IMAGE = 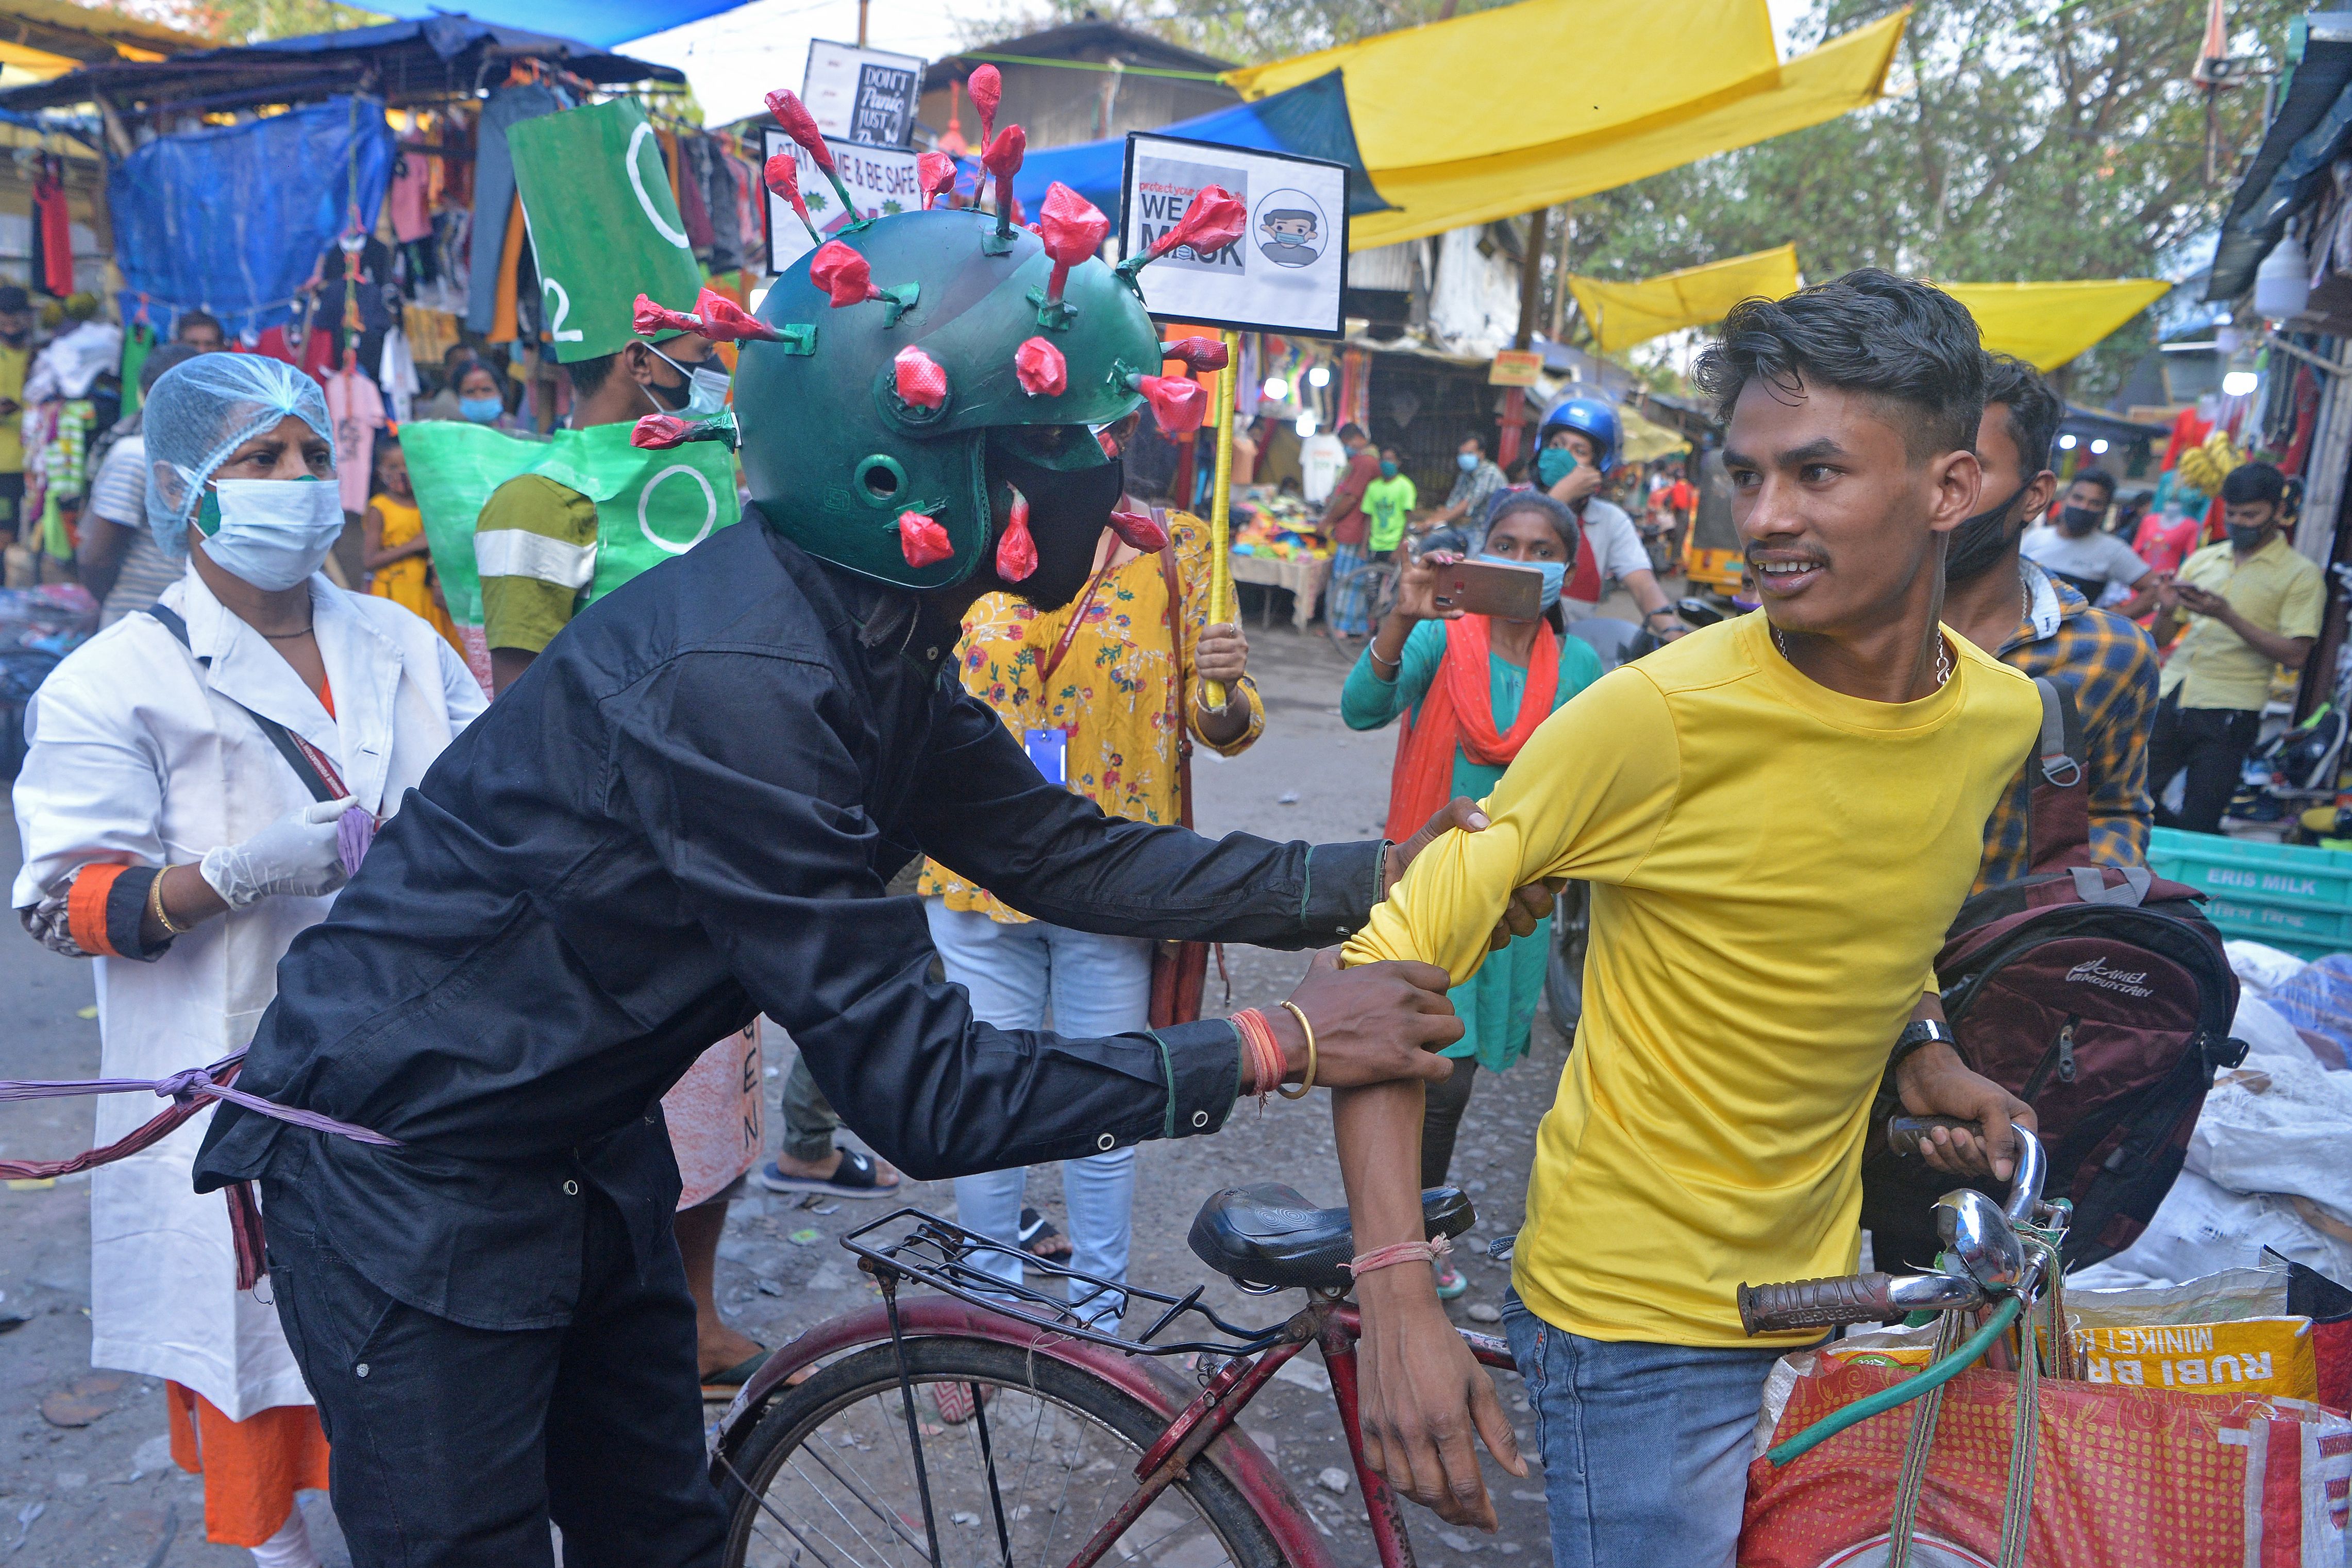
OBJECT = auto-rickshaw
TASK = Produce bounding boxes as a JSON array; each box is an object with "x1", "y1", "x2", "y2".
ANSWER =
[{"x1": 1683, "y1": 447, "x2": 1754, "y2": 614}]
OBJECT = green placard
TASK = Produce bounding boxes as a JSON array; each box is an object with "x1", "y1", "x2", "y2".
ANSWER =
[
  {"x1": 404, "y1": 419, "x2": 741, "y2": 627},
  {"x1": 507, "y1": 98, "x2": 704, "y2": 363}
]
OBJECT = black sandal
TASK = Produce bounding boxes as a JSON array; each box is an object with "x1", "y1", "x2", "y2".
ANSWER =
[
  {"x1": 758, "y1": 1147, "x2": 901, "y2": 1200},
  {"x1": 1018, "y1": 1206, "x2": 1071, "y2": 1259}
]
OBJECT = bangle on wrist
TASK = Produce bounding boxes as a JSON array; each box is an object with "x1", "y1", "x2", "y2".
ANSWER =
[
  {"x1": 1232, "y1": 1007, "x2": 1286, "y2": 1101},
  {"x1": 1366, "y1": 642, "x2": 1400, "y2": 675},
  {"x1": 1274, "y1": 1000, "x2": 1318, "y2": 1099},
  {"x1": 148, "y1": 866, "x2": 190, "y2": 936}
]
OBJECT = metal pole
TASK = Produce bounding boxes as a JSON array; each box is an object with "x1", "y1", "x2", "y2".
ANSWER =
[
  {"x1": 1203, "y1": 327, "x2": 1241, "y2": 708},
  {"x1": 858, "y1": 0, "x2": 869, "y2": 46}
]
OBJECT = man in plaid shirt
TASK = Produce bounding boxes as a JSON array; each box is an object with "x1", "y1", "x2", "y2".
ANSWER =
[{"x1": 1941, "y1": 354, "x2": 2159, "y2": 890}]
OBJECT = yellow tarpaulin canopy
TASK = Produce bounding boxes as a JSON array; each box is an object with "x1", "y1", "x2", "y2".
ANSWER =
[
  {"x1": 1940, "y1": 280, "x2": 2176, "y2": 373},
  {"x1": 1567, "y1": 243, "x2": 1803, "y2": 353},
  {"x1": 1225, "y1": 1, "x2": 1907, "y2": 250},
  {"x1": 1618, "y1": 405, "x2": 1691, "y2": 463}
]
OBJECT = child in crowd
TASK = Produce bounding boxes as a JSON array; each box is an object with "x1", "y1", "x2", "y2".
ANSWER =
[
  {"x1": 1364, "y1": 445, "x2": 1417, "y2": 560},
  {"x1": 362, "y1": 432, "x2": 462, "y2": 653}
]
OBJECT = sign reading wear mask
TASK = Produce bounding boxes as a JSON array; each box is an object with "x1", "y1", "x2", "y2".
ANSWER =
[
  {"x1": 400, "y1": 420, "x2": 741, "y2": 627},
  {"x1": 1117, "y1": 132, "x2": 1349, "y2": 336},
  {"x1": 763, "y1": 127, "x2": 924, "y2": 275}
]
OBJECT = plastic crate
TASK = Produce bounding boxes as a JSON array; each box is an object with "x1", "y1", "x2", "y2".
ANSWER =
[{"x1": 2148, "y1": 828, "x2": 2352, "y2": 959}]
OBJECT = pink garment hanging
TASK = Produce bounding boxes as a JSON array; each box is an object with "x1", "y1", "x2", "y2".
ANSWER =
[
  {"x1": 323, "y1": 367, "x2": 382, "y2": 515},
  {"x1": 388, "y1": 146, "x2": 433, "y2": 244}
]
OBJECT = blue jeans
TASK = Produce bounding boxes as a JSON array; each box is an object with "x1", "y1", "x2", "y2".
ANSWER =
[
  {"x1": 1328, "y1": 542, "x2": 1372, "y2": 635},
  {"x1": 1501, "y1": 1291, "x2": 1784, "y2": 1568},
  {"x1": 926, "y1": 902, "x2": 1153, "y2": 1329}
]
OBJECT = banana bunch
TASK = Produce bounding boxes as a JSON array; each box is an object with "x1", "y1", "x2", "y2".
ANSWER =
[{"x1": 2176, "y1": 430, "x2": 2244, "y2": 497}]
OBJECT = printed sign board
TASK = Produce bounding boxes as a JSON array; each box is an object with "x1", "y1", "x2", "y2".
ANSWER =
[
  {"x1": 1117, "y1": 132, "x2": 1349, "y2": 337},
  {"x1": 803, "y1": 40, "x2": 923, "y2": 149},
  {"x1": 763, "y1": 127, "x2": 924, "y2": 274},
  {"x1": 1488, "y1": 349, "x2": 1544, "y2": 386}
]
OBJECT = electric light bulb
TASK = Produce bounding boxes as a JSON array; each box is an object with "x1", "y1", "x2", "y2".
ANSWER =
[
  {"x1": 1263, "y1": 377, "x2": 1290, "y2": 401},
  {"x1": 2057, "y1": 434, "x2": 2078, "y2": 450},
  {"x1": 2222, "y1": 370, "x2": 2260, "y2": 396},
  {"x1": 1307, "y1": 365, "x2": 1331, "y2": 387},
  {"x1": 2089, "y1": 439, "x2": 2109, "y2": 454},
  {"x1": 1296, "y1": 414, "x2": 1317, "y2": 437}
]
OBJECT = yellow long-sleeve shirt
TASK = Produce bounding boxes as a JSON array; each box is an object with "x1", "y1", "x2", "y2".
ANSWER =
[{"x1": 1342, "y1": 611, "x2": 2040, "y2": 1346}]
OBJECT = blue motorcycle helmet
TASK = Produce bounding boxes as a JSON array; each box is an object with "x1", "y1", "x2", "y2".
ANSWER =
[{"x1": 1536, "y1": 395, "x2": 1622, "y2": 471}]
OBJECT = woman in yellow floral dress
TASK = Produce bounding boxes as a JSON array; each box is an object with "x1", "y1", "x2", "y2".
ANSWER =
[{"x1": 919, "y1": 486, "x2": 1262, "y2": 1330}]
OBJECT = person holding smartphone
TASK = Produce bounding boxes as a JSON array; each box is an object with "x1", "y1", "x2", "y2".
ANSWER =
[{"x1": 1341, "y1": 491, "x2": 1604, "y2": 1296}]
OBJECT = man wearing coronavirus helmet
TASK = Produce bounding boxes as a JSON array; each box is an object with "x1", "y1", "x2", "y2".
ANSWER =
[
  {"x1": 189, "y1": 86, "x2": 1550, "y2": 1564},
  {"x1": 1530, "y1": 392, "x2": 1687, "y2": 636}
]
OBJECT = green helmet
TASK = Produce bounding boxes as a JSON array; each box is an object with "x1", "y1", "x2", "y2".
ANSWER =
[{"x1": 735, "y1": 208, "x2": 1164, "y2": 591}]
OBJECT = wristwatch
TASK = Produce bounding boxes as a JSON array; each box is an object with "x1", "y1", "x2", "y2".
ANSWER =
[{"x1": 1889, "y1": 1017, "x2": 1958, "y2": 1073}]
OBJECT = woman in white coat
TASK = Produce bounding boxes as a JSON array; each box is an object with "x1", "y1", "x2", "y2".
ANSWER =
[{"x1": 11, "y1": 356, "x2": 484, "y2": 1568}]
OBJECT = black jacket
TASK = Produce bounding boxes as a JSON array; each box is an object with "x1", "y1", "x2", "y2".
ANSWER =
[{"x1": 195, "y1": 518, "x2": 1381, "y2": 1329}]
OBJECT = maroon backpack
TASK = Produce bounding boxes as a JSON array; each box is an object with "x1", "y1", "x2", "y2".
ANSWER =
[{"x1": 1860, "y1": 677, "x2": 2245, "y2": 1271}]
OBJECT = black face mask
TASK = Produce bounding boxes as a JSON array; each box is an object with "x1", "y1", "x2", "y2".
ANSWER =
[
  {"x1": 2058, "y1": 505, "x2": 2103, "y2": 536},
  {"x1": 1942, "y1": 483, "x2": 2027, "y2": 585},
  {"x1": 984, "y1": 445, "x2": 1127, "y2": 612},
  {"x1": 2227, "y1": 523, "x2": 2274, "y2": 552}
]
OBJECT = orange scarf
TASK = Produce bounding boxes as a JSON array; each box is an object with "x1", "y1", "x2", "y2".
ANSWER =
[{"x1": 1383, "y1": 616, "x2": 1559, "y2": 843}]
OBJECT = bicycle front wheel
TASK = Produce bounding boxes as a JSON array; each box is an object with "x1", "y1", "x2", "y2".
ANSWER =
[{"x1": 717, "y1": 1335, "x2": 1290, "y2": 1568}]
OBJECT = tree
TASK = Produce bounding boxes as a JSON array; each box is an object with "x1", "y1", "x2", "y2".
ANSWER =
[
  {"x1": 956, "y1": 0, "x2": 1519, "y2": 68},
  {"x1": 1560, "y1": 0, "x2": 2296, "y2": 393}
]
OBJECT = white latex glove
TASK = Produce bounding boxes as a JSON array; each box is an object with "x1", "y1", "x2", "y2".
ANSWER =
[{"x1": 199, "y1": 797, "x2": 358, "y2": 909}]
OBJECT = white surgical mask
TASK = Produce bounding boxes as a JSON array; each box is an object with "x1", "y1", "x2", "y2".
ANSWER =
[
  {"x1": 194, "y1": 477, "x2": 345, "y2": 591},
  {"x1": 648, "y1": 344, "x2": 731, "y2": 419}
]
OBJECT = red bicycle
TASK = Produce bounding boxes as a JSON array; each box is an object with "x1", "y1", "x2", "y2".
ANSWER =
[{"x1": 709, "y1": 1182, "x2": 1510, "y2": 1568}]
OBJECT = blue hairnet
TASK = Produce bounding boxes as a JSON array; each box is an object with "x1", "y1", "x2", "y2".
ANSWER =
[{"x1": 144, "y1": 355, "x2": 337, "y2": 558}]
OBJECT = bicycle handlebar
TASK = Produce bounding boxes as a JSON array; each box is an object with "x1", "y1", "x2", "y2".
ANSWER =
[
  {"x1": 1886, "y1": 1115, "x2": 2047, "y2": 1224},
  {"x1": 1737, "y1": 1269, "x2": 1986, "y2": 1335}
]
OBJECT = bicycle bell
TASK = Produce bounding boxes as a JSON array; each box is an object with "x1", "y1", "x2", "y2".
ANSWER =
[{"x1": 1934, "y1": 1189, "x2": 2026, "y2": 1291}]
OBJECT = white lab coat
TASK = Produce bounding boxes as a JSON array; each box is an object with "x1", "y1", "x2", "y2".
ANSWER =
[{"x1": 11, "y1": 564, "x2": 484, "y2": 1419}]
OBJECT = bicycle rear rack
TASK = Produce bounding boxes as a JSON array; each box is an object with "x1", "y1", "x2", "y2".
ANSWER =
[{"x1": 841, "y1": 1206, "x2": 1293, "y2": 1358}]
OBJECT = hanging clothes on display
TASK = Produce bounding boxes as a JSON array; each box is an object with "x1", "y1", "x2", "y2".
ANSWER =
[
  {"x1": 324, "y1": 366, "x2": 383, "y2": 516},
  {"x1": 119, "y1": 323, "x2": 155, "y2": 417},
  {"x1": 463, "y1": 80, "x2": 566, "y2": 335},
  {"x1": 378, "y1": 327, "x2": 419, "y2": 424},
  {"x1": 30, "y1": 158, "x2": 75, "y2": 298},
  {"x1": 310, "y1": 233, "x2": 396, "y2": 378},
  {"x1": 703, "y1": 144, "x2": 744, "y2": 275}
]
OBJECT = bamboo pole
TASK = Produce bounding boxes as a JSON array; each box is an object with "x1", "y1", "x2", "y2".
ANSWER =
[{"x1": 1203, "y1": 327, "x2": 1241, "y2": 709}]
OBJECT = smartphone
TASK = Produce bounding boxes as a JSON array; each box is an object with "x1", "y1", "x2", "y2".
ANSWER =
[{"x1": 1430, "y1": 558, "x2": 1545, "y2": 620}]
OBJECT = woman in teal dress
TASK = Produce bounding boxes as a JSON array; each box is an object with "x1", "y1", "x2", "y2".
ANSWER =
[{"x1": 1341, "y1": 490, "x2": 1603, "y2": 1296}]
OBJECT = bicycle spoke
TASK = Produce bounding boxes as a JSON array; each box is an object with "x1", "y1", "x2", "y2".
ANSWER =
[
  {"x1": 807, "y1": 1425, "x2": 930, "y2": 1559},
  {"x1": 788, "y1": 1450, "x2": 920, "y2": 1565},
  {"x1": 717, "y1": 1445, "x2": 865, "y2": 1568},
  {"x1": 967, "y1": 1384, "x2": 1016, "y2": 1568}
]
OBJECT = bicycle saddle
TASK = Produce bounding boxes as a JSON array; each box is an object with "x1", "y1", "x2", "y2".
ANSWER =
[{"x1": 1187, "y1": 1183, "x2": 1475, "y2": 1293}]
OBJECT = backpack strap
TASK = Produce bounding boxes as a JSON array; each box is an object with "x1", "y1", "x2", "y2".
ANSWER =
[
  {"x1": 145, "y1": 605, "x2": 345, "y2": 805},
  {"x1": 2025, "y1": 675, "x2": 2091, "y2": 874},
  {"x1": 2069, "y1": 865, "x2": 2154, "y2": 906}
]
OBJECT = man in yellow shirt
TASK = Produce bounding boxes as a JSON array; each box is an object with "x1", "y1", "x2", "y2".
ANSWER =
[
  {"x1": 1331, "y1": 271, "x2": 2042, "y2": 1565},
  {"x1": 2147, "y1": 462, "x2": 2323, "y2": 833}
]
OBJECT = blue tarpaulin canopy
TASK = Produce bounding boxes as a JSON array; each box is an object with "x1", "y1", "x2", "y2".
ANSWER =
[
  {"x1": 362, "y1": 1, "x2": 743, "y2": 53},
  {"x1": 0, "y1": 14, "x2": 681, "y2": 115},
  {"x1": 109, "y1": 94, "x2": 395, "y2": 337},
  {"x1": 968, "y1": 72, "x2": 1393, "y2": 223}
]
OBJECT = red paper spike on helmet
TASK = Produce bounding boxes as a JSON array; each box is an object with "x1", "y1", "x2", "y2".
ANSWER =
[
  {"x1": 1119, "y1": 185, "x2": 1248, "y2": 280},
  {"x1": 916, "y1": 150, "x2": 957, "y2": 210},
  {"x1": 1014, "y1": 335, "x2": 1067, "y2": 397},
  {"x1": 969, "y1": 64, "x2": 1002, "y2": 146},
  {"x1": 633, "y1": 293, "x2": 702, "y2": 338},
  {"x1": 1037, "y1": 182, "x2": 1109, "y2": 306},
  {"x1": 898, "y1": 511, "x2": 954, "y2": 568},
  {"x1": 632, "y1": 413, "x2": 696, "y2": 449},
  {"x1": 692, "y1": 288, "x2": 782, "y2": 344},
  {"x1": 1097, "y1": 429, "x2": 1121, "y2": 459},
  {"x1": 1160, "y1": 336, "x2": 1229, "y2": 373},
  {"x1": 893, "y1": 344, "x2": 948, "y2": 409},
  {"x1": 809, "y1": 241, "x2": 883, "y2": 308},
  {"x1": 764, "y1": 89, "x2": 837, "y2": 177},
  {"x1": 1133, "y1": 373, "x2": 1208, "y2": 435},
  {"x1": 1108, "y1": 508, "x2": 1170, "y2": 552},
  {"x1": 981, "y1": 126, "x2": 1026, "y2": 232},
  {"x1": 995, "y1": 486, "x2": 1036, "y2": 581},
  {"x1": 763, "y1": 153, "x2": 816, "y2": 239}
]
